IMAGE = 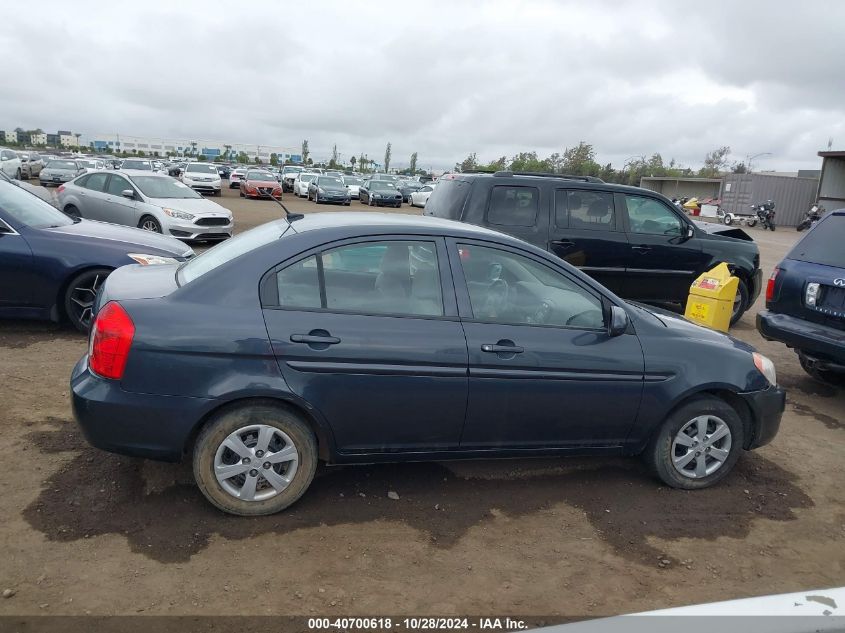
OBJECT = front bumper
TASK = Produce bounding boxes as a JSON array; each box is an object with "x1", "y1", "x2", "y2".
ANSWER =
[
  {"x1": 739, "y1": 384, "x2": 786, "y2": 449},
  {"x1": 166, "y1": 218, "x2": 233, "y2": 241},
  {"x1": 185, "y1": 181, "x2": 222, "y2": 193},
  {"x1": 316, "y1": 192, "x2": 350, "y2": 204},
  {"x1": 71, "y1": 355, "x2": 212, "y2": 462},
  {"x1": 372, "y1": 196, "x2": 402, "y2": 207},
  {"x1": 757, "y1": 310, "x2": 845, "y2": 364}
]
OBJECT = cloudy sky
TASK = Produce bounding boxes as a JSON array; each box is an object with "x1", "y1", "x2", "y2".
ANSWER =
[{"x1": 3, "y1": 0, "x2": 842, "y2": 171}]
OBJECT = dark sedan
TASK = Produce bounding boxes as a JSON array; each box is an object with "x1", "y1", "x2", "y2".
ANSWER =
[
  {"x1": 359, "y1": 180, "x2": 402, "y2": 207},
  {"x1": 396, "y1": 180, "x2": 424, "y2": 202},
  {"x1": 308, "y1": 175, "x2": 351, "y2": 205},
  {"x1": 72, "y1": 212, "x2": 784, "y2": 516},
  {"x1": 0, "y1": 173, "x2": 193, "y2": 332}
]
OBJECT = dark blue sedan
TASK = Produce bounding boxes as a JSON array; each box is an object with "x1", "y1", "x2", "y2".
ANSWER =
[
  {"x1": 0, "y1": 172, "x2": 194, "y2": 331},
  {"x1": 72, "y1": 212, "x2": 785, "y2": 515}
]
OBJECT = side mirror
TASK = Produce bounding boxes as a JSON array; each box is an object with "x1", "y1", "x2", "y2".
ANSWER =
[
  {"x1": 121, "y1": 189, "x2": 135, "y2": 199},
  {"x1": 608, "y1": 305, "x2": 629, "y2": 337},
  {"x1": 686, "y1": 226, "x2": 694, "y2": 239}
]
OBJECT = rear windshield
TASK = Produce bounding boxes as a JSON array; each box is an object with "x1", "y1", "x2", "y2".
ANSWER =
[
  {"x1": 47, "y1": 160, "x2": 77, "y2": 170},
  {"x1": 788, "y1": 214, "x2": 845, "y2": 268},
  {"x1": 178, "y1": 221, "x2": 293, "y2": 284},
  {"x1": 424, "y1": 179, "x2": 469, "y2": 220}
]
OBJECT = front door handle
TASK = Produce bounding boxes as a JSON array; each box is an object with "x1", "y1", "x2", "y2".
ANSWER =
[
  {"x1": 632, "y1": 245, "x2": 652, "y2": 253},
  {"x1": 481, "y1": 343, "x2": 524, "y2": 354},
  {"x1": 551, "y1": 239, "x2": 574, "y2": 248},
  {"x1": 291, "y1": 334, "x2": 341, "y2": 345}
]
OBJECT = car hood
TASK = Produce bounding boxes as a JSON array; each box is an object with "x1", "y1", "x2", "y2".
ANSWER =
[
  {"x1": 46, "y1": 219, "x2": 193, "y2": 257},
  {"x1": 183, "y1": 172, "x2": 220, "y2": 179},
  {"x1": 693, "y1": 220, "x2": 753, "y2": 241},
  {"x1": 245, "y1": 179, "x2": 279, "y2": 186},
  {"x1": 146, "y1": 197, "x2": 232, "y2": 217},
  {"x1": 627, "y1": 301, "x2": 755, "y2": 353}
]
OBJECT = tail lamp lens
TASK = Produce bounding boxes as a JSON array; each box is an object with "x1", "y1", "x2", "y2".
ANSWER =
[
  {"x1": 765, "y1": 267, "x2": 779, "y2": 302},
  {"x1": 89, "y1": 302, "x2": 135, "y2": 380},
  {"x1": 57, "y1": 185, "x2": 65, "y2": 193}
]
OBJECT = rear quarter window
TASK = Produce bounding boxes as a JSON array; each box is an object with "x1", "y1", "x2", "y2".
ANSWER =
[
  {"x1": 788, "y1": 214, "x2": 845, "y2": 268},
  {"x1": 487, "y1": 185, "x2": 540, "y2": 227},
  {"x1": 423, "y1": 179, "x2": 470, "y2": 220}
]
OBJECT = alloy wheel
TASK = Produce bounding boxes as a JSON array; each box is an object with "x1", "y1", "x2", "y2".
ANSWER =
[
  {"x1": 671, "y1": 415, "x2": 732, "y2": 478},
  {"x1": 140, "y1": 218, "x2": 161, "y2": 232},
  {"x1": 68, "y1": 271, "x2": 106, "y2": 330},
  {"x1": 214, "y1": 424, "x2": 299, "y2": 502}
]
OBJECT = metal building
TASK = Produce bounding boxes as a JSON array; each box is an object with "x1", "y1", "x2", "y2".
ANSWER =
[
  {"x1": 817, "y1": 150, "x2": 845, "y2": 211},
  {"x1": 720, "y1": 173, "x2": 819, "y2": 227},
  {"x1": 639, "y1": 177, "x2": 722, "y2": 200}
]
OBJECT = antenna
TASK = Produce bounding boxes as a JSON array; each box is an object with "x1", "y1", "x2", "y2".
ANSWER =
[{"x1": 268, "y1": 194, "x2": 304, "y2": 222}]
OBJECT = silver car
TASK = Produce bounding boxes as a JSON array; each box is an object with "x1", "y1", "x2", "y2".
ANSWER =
[
  {"x1": 18, "y1": 152, "x2": 44, "y2": 179},
  {"x1": 57, "y1": 170, "x2": 234, "y2": 242},
  {"x1": 39, "y1": 159, "x2": 86, "y2": 186}
]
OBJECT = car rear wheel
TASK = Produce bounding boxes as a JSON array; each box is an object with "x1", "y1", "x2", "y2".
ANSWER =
[
  {"x1": 64, "y1": 204, "x2": 81, "y2": 220},
  {"x1": 64, "y1": 267, "x2": 111, "y2": 333},
  {"x1": 138, "y1": 215, "x2": 162, "y2": 233},
  {"x1": 644, "y1": 395, "x2": 744, "y2": 490},
  {"x1": 193, "y1": 403, "x2": 318, "y2": 516},
  {"x1": 729, "y1": 277, "x2": 749, "y2": 325}
]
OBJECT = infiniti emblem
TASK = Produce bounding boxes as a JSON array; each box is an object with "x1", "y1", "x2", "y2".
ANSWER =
[{"x1": 835, "y1": 278, "x2": 845, "y2": 287}]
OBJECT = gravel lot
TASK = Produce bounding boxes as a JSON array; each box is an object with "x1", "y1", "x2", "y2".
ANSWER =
[{"x1": 0, "y1": 183, "x2": 842, "y2": 617}]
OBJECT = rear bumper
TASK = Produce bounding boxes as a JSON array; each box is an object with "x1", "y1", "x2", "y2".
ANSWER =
[
  {"x1": 739, "y1": 384, "x2": 785, "y2": 449},
  {"x1": 757, "y1": 310, "x2": 845, "y2": 364},
  {"x1": 71, "y1": 355, "x2": 211, "y2": 462}
]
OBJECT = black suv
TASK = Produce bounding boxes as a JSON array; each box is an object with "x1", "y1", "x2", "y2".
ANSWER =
[
  {"x1": 757, "y1": 209, "x2": 845, "y2": 383},
  {"x1": 424, "y1": 171, "x2": 762, "y2": 323}
]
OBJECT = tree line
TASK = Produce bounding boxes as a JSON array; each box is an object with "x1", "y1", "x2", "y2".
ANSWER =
[{"x1": 454, "y1": 143, "x2": 746, "y2": 185}]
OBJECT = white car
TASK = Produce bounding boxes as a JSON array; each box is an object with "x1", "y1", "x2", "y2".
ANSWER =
[
  {"x1": 77, "y1": 158, "x2": 106, "y2": 172},
  {"x1": 293, "y1": 172, "x2": 319, "y2": 197},
  {"x1": 0, "y1": 147, "x2": 22, "y2": 179},
  {"x1": 409, "y1": 183, "x2": 436, "y2": 207},
  {"x1": 342, "y1": 175, "x2": 363, "y2": 199},
  {"x1": 181, "y1": 162, "x2": 223, "y2": 196}
]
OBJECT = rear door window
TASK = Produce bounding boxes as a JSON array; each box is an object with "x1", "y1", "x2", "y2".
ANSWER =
[
  {"x1": 487, "y1": 185, "x2": 540, "y2": 227},
  {"x1": 789, "y1": 215, "x2": 845, "y2": 268},
  {"x1": 567, "y1": 191, "x2": 615, "y2": 230},
  {"x1": 84, "y1": 173, "x2": 109, "y2": 192},
  {"x1": 423, "y1": 179, "x2": 470, "y2": 220}
]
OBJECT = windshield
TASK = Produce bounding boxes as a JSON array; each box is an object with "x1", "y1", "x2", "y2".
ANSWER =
[
  {"x1": 282, "y1": 166, "x2": 303, "y2": 174},
  {"x1": 0, "y1": 181, "x2": 74, "y2": 228},
  {"x1": 370, "y1": 180, "x2": 396, "y2": 191},
  {"x1": 122, "y1": 160, "x2": 151, "y2": 170},
  {"x1": 247, "y1": 171, "x2": 275, "y2": 180},
  {"x1": 47, "y1": 160, "x2": 77, "y2": 170},
  {"x1": 318, "y1": 177, "x2": 344, "y2": 187},
  {"x1": 789, "y1": 214, "x2": 845, "y2": 268},
  {"x1": 185, "y1": 164, "x2": 219, "y2": 174},
  {"x1": 133, "y1": 176, "x2": 202, "y2": 199},
  {"x1": 300, "y1": 174, "x2": 317, "y2": 183},
  {"x1": 179, "y1": 221, "x2": 291, "y2": 284}
]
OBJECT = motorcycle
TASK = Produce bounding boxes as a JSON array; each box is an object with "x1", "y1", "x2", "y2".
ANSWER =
[
  {"x1": 796, "y1": 204, "x2": 824, "y2": 231},
  {"x1": 748, "y1": 200, "x2": 776, "y2": 231}
]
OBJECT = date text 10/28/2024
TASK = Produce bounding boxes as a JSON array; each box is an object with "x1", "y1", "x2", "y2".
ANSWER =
[{"x1": 307, "y1": 618, "x2": 529, "y2": 631}]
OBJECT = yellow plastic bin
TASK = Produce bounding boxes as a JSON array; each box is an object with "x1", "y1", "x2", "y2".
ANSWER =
[{"x1": 683, "y1": 263, "x2": 739, "y2": 332}]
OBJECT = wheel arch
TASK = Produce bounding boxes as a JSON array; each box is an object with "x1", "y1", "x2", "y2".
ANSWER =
[{"x1": 184, "y1": 396, "x2": 334, "y2": 462}]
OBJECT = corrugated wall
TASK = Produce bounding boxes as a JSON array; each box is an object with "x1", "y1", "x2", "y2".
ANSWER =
[{"x1": 721, "y1": 174, "x2": 819, "y2": 227}]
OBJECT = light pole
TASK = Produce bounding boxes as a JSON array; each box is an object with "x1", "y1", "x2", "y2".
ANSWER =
[{"x1": 746, "y1": 152, "x2": 771, "y2": 174}]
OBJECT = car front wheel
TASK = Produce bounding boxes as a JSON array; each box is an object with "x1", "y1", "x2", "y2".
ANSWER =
[
  {"x1": 193, "y1": 403, "x2": 318, "y2": 516},
  {"x1": 730, "y1": 277, "x2": 749, "y2": 325},
  {"x1": 138, "y1": 215, "x2": 162, "y2": 233},
  {"x1": 64, "y1": 267, "x2": 111, "y2": 333},
  {"x1": 644, "y1": 395, "x2": 744, "y2": 490}
]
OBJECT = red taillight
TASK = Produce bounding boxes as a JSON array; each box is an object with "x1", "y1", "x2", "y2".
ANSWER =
[
  {"x1": 57, "y1": 185, "x2": 65, "y2": 193},
  {"x1": 765, "y1": 267, "x2": 779, "y2": 303},
  {"x1": 89, "y1": 302, "x2": 135, "y2": 380}
]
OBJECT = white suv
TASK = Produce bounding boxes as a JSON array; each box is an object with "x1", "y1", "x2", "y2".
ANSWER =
[
  {"x1": 0, "y1": 148, "x2": 22, "y2": 179},
  {"x1": 181, "y1": 162, "x2": 222, "y2": 196}
]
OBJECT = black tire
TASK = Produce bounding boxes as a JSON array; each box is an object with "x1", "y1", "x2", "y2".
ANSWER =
[
  {"x1": 63, "y1": 267, "x2": 111, "y2": 333},
  {"x1": 799, "y1": 352, "x2": 845, "y2": 386},
  {"x1": 15, "y1": 168, "x2": 21, "y2": 180},
  {"x1": 193, "y1": 403, "x2": 318, "y2": 516},
  {"x1": 239, "y1": 190, "x2": 244, "y2": 197},
  {"x1": 644, "y1": 395, "x2": 744, "y2": 490},
  {"x1": 722, "y1": 214, "x2": 733, "y2": 226},
  {"x1": 746, "y1": 219, "x2": 757, "y2": 227},
  {"x1": 729, "y1": 276, "x2": 749, "y2": 326},
  {"x1": 138, "y1": 215, "x2": 162, "y2": 233},
  {"x1": 64, "y1": 204, "x2": 81, "y2": 220}
]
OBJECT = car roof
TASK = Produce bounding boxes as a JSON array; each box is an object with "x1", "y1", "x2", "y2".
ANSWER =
[
  {"x1": 286, "y1": 211, "x2": 510, "y2": 241},
  {"x1": 120, "y1": 169, "x2": 168, "y2": 177}
]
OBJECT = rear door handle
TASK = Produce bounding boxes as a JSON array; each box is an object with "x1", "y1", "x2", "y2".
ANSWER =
[
  {"x1": 551, "y1": 239, "x2": 574, "y2": 247},
  {"x1": 632, "y1": 245, "x2": 652, "y2": 253},
  {"x1": 481, "y1": 344, "x2": 524, "y2": 354},
  {"x1": 290, "y1": 334, "x2": 341, "y2": 345}
]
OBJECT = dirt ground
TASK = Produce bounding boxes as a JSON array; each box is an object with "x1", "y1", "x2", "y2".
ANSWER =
[{"x1": 0, "y1": 184, "x2": 842, "y2": 618}]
